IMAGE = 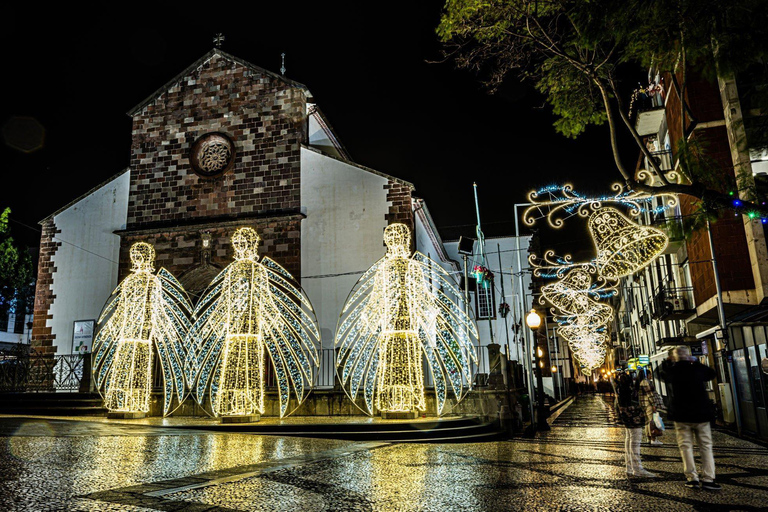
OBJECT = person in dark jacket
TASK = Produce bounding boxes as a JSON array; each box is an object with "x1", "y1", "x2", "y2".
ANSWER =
[{"x1": 659, "y1": 346, "x2": 720, "y2": 490}]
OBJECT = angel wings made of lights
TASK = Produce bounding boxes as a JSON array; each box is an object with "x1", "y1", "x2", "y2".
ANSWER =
[
  {"x1": 93, "y1": 242, "x2": 193, "y2": 416},
  {"x1": 335, "y1": 223, "x2": 479, "y2": 416},
  {"x1": 184, "y1": 227, "x2": 321, "y2": 418}
]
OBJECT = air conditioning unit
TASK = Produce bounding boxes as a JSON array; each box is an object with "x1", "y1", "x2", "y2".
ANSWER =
[{"x1": 666, "y1": 297, "x2": 686, "y2": 312}]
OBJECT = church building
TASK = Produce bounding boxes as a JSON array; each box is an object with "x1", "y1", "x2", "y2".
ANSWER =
[{"x1": 31, "y1": 48, "x2": 454, "y2": 356}]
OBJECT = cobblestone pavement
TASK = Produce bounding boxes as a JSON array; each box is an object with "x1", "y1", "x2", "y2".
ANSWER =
[{"x1": 1, "y1": 396, "x2": 767, "y2": 511}]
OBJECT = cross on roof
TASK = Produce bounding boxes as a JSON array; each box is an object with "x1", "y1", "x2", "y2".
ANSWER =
[{"x1": 213, "y1": 33, "x2": 225, "y2": 48}]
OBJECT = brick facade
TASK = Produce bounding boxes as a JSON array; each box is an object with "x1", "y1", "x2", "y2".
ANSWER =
[
  {"x1": 122, "y1": 50, "x2": 307, "y2": 288},
  {"x1": 118, "y1": 216, "x2": 302, "y2": 299},
  {"x1": 385, "y1": 181, "x2": 414, "y2": 229},
  {"x1": 128, "y1": 51, "x2": 305, "y2": 229},
  {"x1": 30, "y1": 219, "x2": 61, "y2": 353},
  {"x1": 670, "y1": 76, "x2": 756, "y2": 306}
]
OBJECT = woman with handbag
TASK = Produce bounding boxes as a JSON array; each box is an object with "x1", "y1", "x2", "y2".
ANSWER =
[
  {"x1": 641, "y1": 374, "x2": 664, "y2": 445},
  {"x1": 612, "y1": 370, "x2": 658, "y2": 478}
]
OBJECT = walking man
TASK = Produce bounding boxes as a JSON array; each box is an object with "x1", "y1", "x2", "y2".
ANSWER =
[{"x1": 659, "y1": 346, "x2": 720, "y2": 490}]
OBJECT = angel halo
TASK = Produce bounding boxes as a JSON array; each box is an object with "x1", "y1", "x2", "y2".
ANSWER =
[{"x1": 335, "y1": 223, "x2": 479, "y2": 417}]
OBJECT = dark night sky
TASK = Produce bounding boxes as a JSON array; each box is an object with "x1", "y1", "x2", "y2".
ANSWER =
[{"x1": 1, "y1": 3, "x2": 639, "y2": 254}]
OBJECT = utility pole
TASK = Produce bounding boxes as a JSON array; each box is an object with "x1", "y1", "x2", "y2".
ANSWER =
[
  {"x1": 706, "y1": 218, "x2": 743, "y2": 435},
  {"x1": 498, "y1": 244, "x2": 512, "y2": 361},
  {"x1": 514, "y1": 202, "x2": 537, "y2": 433},
  {"x1": 473, "y1": 183, "x2": 495, "y2": 349}
]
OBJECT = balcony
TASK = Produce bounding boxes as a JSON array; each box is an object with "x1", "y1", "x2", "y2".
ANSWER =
[
  {"x1": 652, "y1": 285, "x2": 696, "y2": 321},
  {"x1": 630, "y1": 88, "x2": 665, "y2": 136},
  {"x1": 652, "y1": 213, "x2": 685, "y2": 254},
  {"x1": 618, "y1": 311, "x2": 631, "y2": 334}
]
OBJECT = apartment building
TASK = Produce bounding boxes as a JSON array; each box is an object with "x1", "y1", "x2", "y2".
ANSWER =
[{"x1": 618, "y1": 66, "x2": 768, "y2": 439}]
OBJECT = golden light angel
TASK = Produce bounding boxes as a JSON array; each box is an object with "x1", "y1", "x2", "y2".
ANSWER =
[
  {"x1": 335, "y1": 223, "x2": 478, "y2": 416},
  {"x1": 92, "y1": 242, "x2": 193, "y2": 416},
  {"x1": 185, "y1": 227, "x2": 320, "y2": 418}
]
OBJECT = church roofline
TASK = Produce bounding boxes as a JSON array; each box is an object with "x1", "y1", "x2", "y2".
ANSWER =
[
  {"x1": 126, "y1": 48, "x2": 313, "y2": 117},
  {"x1": 301, "y1": 145, "x2": 415, "y2": 190},
  {"x1": 40, "y1": 168, "x2": 130, "y2": 224}
]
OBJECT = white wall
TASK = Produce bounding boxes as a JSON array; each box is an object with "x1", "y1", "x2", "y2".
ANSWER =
[
  {"x1": 444, "y1": 235, "x2": 532, "y2": 367},
  {"x1": 300, "y1": 148, "x2": 390, "y2": 348},
  {"x1": 48, "y1": 171, "x2": 129, "y2": 354}
]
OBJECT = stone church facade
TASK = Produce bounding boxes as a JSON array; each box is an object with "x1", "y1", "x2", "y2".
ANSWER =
[{"x1": 32, "y1": 49, "x2": 453, "y2": 357}]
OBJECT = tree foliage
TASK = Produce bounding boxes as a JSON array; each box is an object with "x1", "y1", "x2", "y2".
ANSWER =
[
  {"x1": 0, "y1": 208, "x2": 34, "y2": 318},
  {"x1": 438, "y1": 0, "x2": 768, "y2": 215}
]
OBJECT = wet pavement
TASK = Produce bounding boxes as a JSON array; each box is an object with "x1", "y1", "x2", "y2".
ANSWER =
[{"x1": 1, "y1": 395, "x2": 767, "y2": 511}]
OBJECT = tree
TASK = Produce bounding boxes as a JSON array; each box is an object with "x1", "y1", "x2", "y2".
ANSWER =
[
  {"x1": 437, "y1": 0, "x2": 768, "y2": 216},
  {"x1": 0, "y1": 208, "x2": 34, "y2": 321}
]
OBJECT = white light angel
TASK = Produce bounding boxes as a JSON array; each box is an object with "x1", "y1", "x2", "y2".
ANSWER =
[
  {"x1": 335, "y1": 223, "x2": 479, "y2": 416},
  {"x1": 92, "y1": 242, "x2": 193, "y2": 416},
  {"x1": 185, "y1": 227, "x2": 320, "y2": 418}
]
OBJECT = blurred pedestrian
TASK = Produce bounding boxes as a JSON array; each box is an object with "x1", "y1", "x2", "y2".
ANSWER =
[
  {"x1": 659, "y1": 346, "x2": 720, "y2": 490},
  {"x1": 640, "y1": 372, "x2": 664, "y2": 445},
  {"x1": 612, "y1": 370, "x2": 657, "y2": 478}
]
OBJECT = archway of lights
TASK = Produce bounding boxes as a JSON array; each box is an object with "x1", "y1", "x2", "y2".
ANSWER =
[
  {"x1": 335, "y1": 223, "x2": 479, "y2": 416},
  {"x1": 93, "y1": 242, "x2": 193, "y2": 416},
  {"x1": 184, "y1": 227, "x2": 321, "y2": 418},
  {"x1": 525, "y1": 184, "x2": 673, "y2": 371}
]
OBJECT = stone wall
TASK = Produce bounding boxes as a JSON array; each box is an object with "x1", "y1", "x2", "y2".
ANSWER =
[
  {"x1": 119, "y1": 215, "x2": 303, "y2": 300},
  {"x1": 30, "y1": 219, "x2": 61, "y2": 354},
  {"x1": 127, "y1": 51, "x2": 305, "y2": 230}
]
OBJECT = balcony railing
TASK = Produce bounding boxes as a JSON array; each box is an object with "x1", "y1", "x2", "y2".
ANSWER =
[
  {"x1": 645, "y1": 150, "x2": 673, "y2": 172},
  {"x1": 652, "y1": 285, "x2": 696, "y2": 320}
]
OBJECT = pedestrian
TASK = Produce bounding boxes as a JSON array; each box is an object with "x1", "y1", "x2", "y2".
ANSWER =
[
  {"x1": 659, "y1": 346, "x2": 720, "y2": 490},
  {"x1": 612, "y1": 369, "x2": 657, "y2": 478},
  {"x1": 640, "y1": 372, "x2": 664, "y2": 446}
]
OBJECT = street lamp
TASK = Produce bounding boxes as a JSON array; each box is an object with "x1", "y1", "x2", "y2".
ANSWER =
[{"x1": 525, "y1": 309, "x2": 550, "y2": 432}]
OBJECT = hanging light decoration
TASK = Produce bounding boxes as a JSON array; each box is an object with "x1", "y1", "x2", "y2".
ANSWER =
[
  {"x1": 335, "y1": 223, "x2": 479, "y2": 416},
  {"x1": 93, "y1": 242, "x2": 193, "y2": 416},
  {"x1": 589, "y1": 207, "x2": 669, "y2": 279},
  {"x1": 185, "y1": 227, "x2": 321, "y2": 418},
  {"x1": 540, "y1": 268, "x2": 614, "y2": 323}
]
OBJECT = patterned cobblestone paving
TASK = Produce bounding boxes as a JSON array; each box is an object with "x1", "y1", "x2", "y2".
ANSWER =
[{"x1": 1, "y1": 396, "x2": 767, "y2": 511}]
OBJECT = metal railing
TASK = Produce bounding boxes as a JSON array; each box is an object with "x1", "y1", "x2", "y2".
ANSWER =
[
  {"x1": 3, "y1": 345, "x2": 495, "y2": 395},
  {"x1": 645, "y1": 149, "x2": 673, "y2": 172},
  {"x1": 0, "y1": 348, "x2": 85, "y2": 393},
  {"x1": 652, "y1": 285, "x2": 696, "y2": 320}
]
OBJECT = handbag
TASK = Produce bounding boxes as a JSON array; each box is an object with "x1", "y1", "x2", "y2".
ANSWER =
[{"x1": 652, "y1": 411, "x2": 665, "y2": 432}]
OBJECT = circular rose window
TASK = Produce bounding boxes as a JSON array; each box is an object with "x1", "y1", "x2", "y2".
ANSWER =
[{"x1": 189, "y1": 132, "x2": 236, "y2": 178}]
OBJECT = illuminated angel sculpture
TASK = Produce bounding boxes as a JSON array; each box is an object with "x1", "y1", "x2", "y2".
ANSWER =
[
  {"x1": 335, "y1": 223, "x2": 479, "y2": 416},
  {"x1": 93, "y1": 242, "x2": 193, "y2": 416},
  {"x1": 185, "y1": 227, "x2": 320, "y2": 418}
]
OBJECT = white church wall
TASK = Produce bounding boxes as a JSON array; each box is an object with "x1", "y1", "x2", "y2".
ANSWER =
[
  {"x1": 48, "y1": 171, "x2": 129, "y2": 354},
  {"x1": 307, "y1": 108, "x2": 344, "y2": 160},
  {"x1": 300, "y1": 148, "x2": 389, "y2": 349},
  {"x1": 444, "y1": 235, "x2": 532, "y2": 367}
]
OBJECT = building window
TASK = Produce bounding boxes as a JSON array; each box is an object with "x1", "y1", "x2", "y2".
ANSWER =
[{"x1": 475, "y1": 283, "x2": 496, "y2": 320}]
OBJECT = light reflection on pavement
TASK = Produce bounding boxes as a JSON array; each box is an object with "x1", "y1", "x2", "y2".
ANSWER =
[{"x1": 1, "y1": 396, "x2": 767, "y2": 511}]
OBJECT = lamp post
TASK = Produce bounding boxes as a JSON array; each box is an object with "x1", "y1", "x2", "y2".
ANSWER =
[{"x1": 526, "y1": 309, "x2": 551, "y2": 432}]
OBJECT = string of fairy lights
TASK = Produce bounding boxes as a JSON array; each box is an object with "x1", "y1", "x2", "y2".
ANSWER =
[
  {"x1": 93, "y1": 224, "x2": 479, "y2": 419},
  {"x1": 335, "y1": 223, "x2": 478, "y2": 416},
  {"x1": 91, "y1": 180, "x2": 679, "y2": 416},
  {"x1": 525, "y1": 184, "x2": 671, "y2": 371}
]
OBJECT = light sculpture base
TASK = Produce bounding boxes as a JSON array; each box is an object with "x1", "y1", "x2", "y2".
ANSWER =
[
  {"x1": 381, "y1": 410, "x2": 420, "y2": 420},
  {"x1": 213, "y1": 334, "x2": 264, "y2": 417},
  {"x1": 107, "y1": 411, "x2": 147, "y2": 419},
  {"x1": 221, "y1": 414, "x2": 261, "y2": 423},
  {"x1": 376, "y1": 332, "x2": 425, "y2": 414},
  {"x1": 105, "y1": 339, "x2": 152, "y2": 414}
]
